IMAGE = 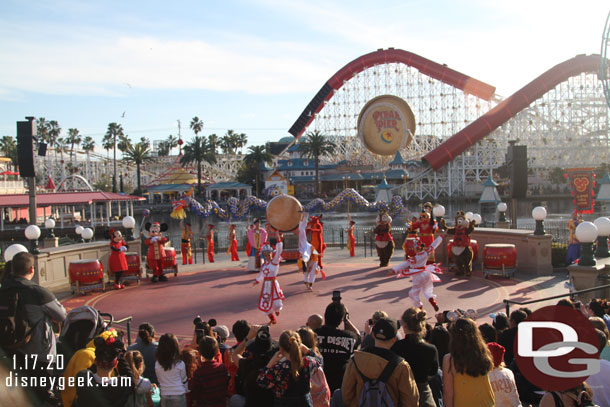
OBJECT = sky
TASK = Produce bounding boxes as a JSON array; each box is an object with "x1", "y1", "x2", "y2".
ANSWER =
[{"x1": 1, "y1": 0, "x2": 609, "y2": 152}]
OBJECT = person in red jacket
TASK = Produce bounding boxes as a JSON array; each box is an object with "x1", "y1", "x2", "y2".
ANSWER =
[
  {"x1": 307, "y1": 214, "x2": 327, "y2": 279},
  {"x1": 144, "y1": 222, "x2": 168, "y2": 283},
  {"x1": 107, "y1": 228, "x2": 128, "y2": 290},
  {"x1": 207, "y1": 224, "x2": 215, "y2": 263},
  {"x1": 227, "y1": 224, "x2": 239, "y2": 261}
]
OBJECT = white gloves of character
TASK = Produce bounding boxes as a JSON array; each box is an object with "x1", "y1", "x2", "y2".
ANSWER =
[{"x1": 120, "y1": 246, "x2": 127, "y2": 252}]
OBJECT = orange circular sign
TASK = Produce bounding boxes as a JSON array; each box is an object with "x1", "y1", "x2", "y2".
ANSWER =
[{"x1": 357, "y1": 95, "x2": 416, "y2": 156}]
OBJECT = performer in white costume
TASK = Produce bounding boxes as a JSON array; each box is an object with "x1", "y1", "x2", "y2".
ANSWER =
[
  {"x1": 298, "y1": 212, "x2": 320, "y2": 290},
  {"x1": 253, "y1": 235, "x2": 284, "y2": 324},
  {"x1": 387, "y1": 236, "x2": 443, "y2": 311}
]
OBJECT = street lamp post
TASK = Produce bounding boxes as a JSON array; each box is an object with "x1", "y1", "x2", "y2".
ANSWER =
[
  {"x1": 497, "y1": 202, "x2": 507, "y2": 222},
  {"x1": 45, "y1": 217, "x2": 56, "y2": 238},
  {"x1": 25, "y1": 225, "x2": 41, "y2": 254},
  {"x1": 122, "y1": 216, "x2": 136, "y2": 240},
  {"x1": 82, "y1": 227, "x2": 94, "y2": 243},
  {"x1": 593, "y1": 217, "x2": 610, "y2": 258},
  {"x1": 575, "y1": 221, "x2": 598, "y2": 266},
  {"x1": 532, "y1": 206, "x2": 547, "y2": 235},
  {"x1": 75, "y1": 225, "x2": 84, "y2": 243},
  {"x1": 432, "y1": 205, "x2": 445, "y2": 227}
]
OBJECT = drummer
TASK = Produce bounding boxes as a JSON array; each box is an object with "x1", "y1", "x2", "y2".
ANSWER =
[{"x1": 247, "y1": 219, "x2": 267, "y2": 272}]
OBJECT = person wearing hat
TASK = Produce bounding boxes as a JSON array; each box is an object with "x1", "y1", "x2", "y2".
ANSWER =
[
  {"x1": 144, "y1": 221, "x2": 169, "y2": 282},
  {"x1": 387, "y1": 235, "x2": 443, "y2": 312},
  {"x1": 341, "y1": 317, "x2": 419, "y2": 407},
  {"x1": 486, "y1": 342, "x2": 521, "y2": 407},
  {"x1": 252, "y1": 230, "x2": 284, "y2": 324},
  {"x1": 206, "y1": 224, "x2": 215, "y2": 263},
  {"x1": 214, "y1": 325, "x2": 230, "y2": 362},
  {"x1": 246, "y1": 218, "x2": 268, "y2": 272},
  {"x1": 410, "y1": 205, "x2": 438, "y2": 263}
]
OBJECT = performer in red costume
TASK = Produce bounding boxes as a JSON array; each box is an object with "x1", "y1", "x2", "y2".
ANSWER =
[
  {"x1": 346, "y1": 219, "x2": 356, "y2": 257},
  {"x1": 410, "y1": 207, "x2": 438, "y2": 263},
  {"x1": 307, "y1": 214, "x2": 327, "y2": 278},
  {"x1": 227, "y1": 224, "x2": 239, "y2": 261},
  {"x1": 107, "y1": 228, "x2": 128, "y2": 290},
  {"x1": 206, "y1": 224, "x2": 215, "y2": 263},
  {"x1": 180, "y1": 220, "x2": 193, "y2": 265},
  {"x1": 144, "y1": 222, "x2": 168, "y2": 283},
  {"x1": 252, "y1": 231, "x2": 284, "y2": 324}
]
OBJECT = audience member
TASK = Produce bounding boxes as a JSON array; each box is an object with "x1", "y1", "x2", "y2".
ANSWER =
[
  {"x1": 182, "y1": 349, "x2": 200, "y2": 407},
  {"x1": 491, "y1": 312, "x2": 510, "y2": 338},
  {"x1": 214, "y1": 325, "x2": 230, "y2": 362},
  {"x1": 478, "y1": 323, "x2": 497, "y2": 344},
  {"x1": 1, "y1": 252, "x2": 67, "y2": 406},
  {"x1": 583, "y1": 328, "x2": 610, "y2": 407},
  {"x1": 125, "y1": 350, "x2": 155, "y2": 407},
  {"x1": 587, "y1": 298, "x2": 610, "y2": 331},
  {"x1": 191, "y1": 336, "x2": 229, "y2": 407},
  {"x1": 557, "y1": 298, "x2": 575, "y2": 308},
  {"x1": 257, "y1": 330, "x2": 323, "y2": 406},
  {"x1": 233, "y1": 325, "x2": 279, "y2": 407},
  {"x1": 74, "y1": 337, "x2": 134, "y2": 407},
  {"x1": 498, "y1": 309, "x2": 527, "y2": 365},
  {"x1": 428, "y1": 325, "x2": 450, "y2": 407},
  {"x1": 538, "y1": 382, "x2": 594, "y2": 407},
  {"x1": 315, "y1": 302, "x2": 361, "y2": 393},
  {"x1": 442, "y1": 317, "x2": 495, "y2": 407},
  {"x1": 486, "y1": 343, "x2": 521, "y2": 407},
  {"x1": 298, "y1": 327, "x2": 331, "y2": 407},
  {"x1": 341, "y1": 317, "x2": 419, "y2": 407},
  {"x1": 155, "y1": 333, "x2": 188, "y2": 407},
  {"x1": 589, "y1": 316, "x2": 610, "y2": 362},
  {"x1": 226, "y1": 320, "x2": 250, "y2": 397},
  {"x1": 306, "y1": 314, "x2": 324, "y2": 330},
  {"x1": 361, "y1": 310, "x2": 388, "y2": 349},
  {"x1": 391, "y1": 307, "x2": 438, "y2": 407},
  {"x1": 128, "y1": 322, "x2": 159, "y2": 384}
]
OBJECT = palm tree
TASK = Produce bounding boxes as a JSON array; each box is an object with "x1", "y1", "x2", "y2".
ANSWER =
[
  {"x1": 219, "y1": 135, "x2": 231, "y2": 154},
  {"x1": 180, "y1": 135, "x2": 216, "y2": 196},
  {"x1": 36, "y1": 118, "x2": 49, "y2": 147},
  {"x1": 66, "y1": 128, "x2": 82, "y2": 164},
  {"x1": 237, "y1": 132, "x2": 248, "y2": 154},
  {"x1": 139, "y1": 137, "x2": 151, "y2": 150},
  {"x1": 0, "y1": 136, "x2": 18, "y2": 170},
  {"x1": 82, "y1": 136, "x2": 95, "y2": 179},
  {"x1": 117, "y1": 133, "x2": 132, "y2": 153},
  {"x1": 244, "y1": 145, "x2": 273, "y2": 195},
  {"x1": 208, "y1": 133, "x2": 219, "y2": 154},
  {"x1": 123, "y1": 142, "x2": 152, "y2": 195},
  {"x1": 166, "y1": 134, "x2": 178, "y2": 155},
  {"x1": 224, "y1": 130, "x2": 240, "y2": 154},
  {"x1": 298, "y1": 130, "x2": 337, "y2": 197},
  {"x1": 47, "y1": 120, "x2": 62, "y2": 153},
  {"x1": 190, "y1": 117, "x2": 203, "y2": 136},
  {"x1": 105, "y1": 122, "x2": 124, "y2": 192},
  {"x1": 157, "y1": 141, "x2": 171, "y2": 156}
]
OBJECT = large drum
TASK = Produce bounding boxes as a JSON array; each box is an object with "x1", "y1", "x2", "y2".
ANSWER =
[
  {"x1": 163, "y1": 247, "x2": 177, "y2": 269},
  {"x1": 403, "y1": 237, "x2": 418, "y2": 258},
  {"x1": 123, "y1": 253, "x2": 141, "y2": 283},
  {"x1": 447, "y1": 239, "x2": 479, "y2": 263},
  {"x1": 69, "y1": 259, "x2": 104, "y2": 294},
  {"x1": 266, "y1": 194, "x2": 303, "y2": 232},
  {"x1": 483, "y1": 243, "x2": 517, "y2": 278}
]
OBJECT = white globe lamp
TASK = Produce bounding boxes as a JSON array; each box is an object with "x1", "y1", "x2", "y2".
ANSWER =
[
  {"x1": 75, "y1": 225, "x2": 84, "y2": 243},
  {"x1": 81, "y1": 227, "x2": 94, "y2": 242},
  {"x1": 594, "y1": 217, "x2": 610, "y2": 258},
  {"x1": 25, "y1": 225, "x2": 41, "y2": 254},
  {"x1": 473, "y1": 213, "x2": 482, "y2": 225},
  {"x1": 122, "y1": 216, "x2": 136, "y2": 240},
  {"x1": 497, "y1": 202, "x2": 508, "y2": 222},
  {"x1": 45, "y1": 217, "x2": 56, "y2": 238},
  {"x1": 532, "y1": 206, "x2": 547, "y2": 235},
  {"x1": 4, "y1": 244, "x2": 28, "y2": 262},
  {"x1": 575, "y1": 221, "x2": 598, "y2": 266},
  {"x1": 465, "y1": 211, "x2": 474, "y2": 221}
]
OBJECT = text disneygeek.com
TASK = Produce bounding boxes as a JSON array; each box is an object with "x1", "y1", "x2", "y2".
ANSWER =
[{"x1": 5, "y1": 372, "x2": 132, "y2": 391}]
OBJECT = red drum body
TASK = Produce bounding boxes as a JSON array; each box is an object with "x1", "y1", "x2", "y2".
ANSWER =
[
  {"x1": 163, "y1": 247, "x2": 177, "y2": 269},
  {"x1": 123, "y1": 253, "x2": 141, "y2": 283},
  {"x1": 483, "y1": 243, "x2": 517, "y2": 278},
  {"x1": 69, "y1": 259, "x2": 104, "y2": 294},
  {"x1": 69, "y1": 259, "x2": 104, "y2": 285},
  {"x1": 447, "y1": 239, "x2": 479, "y2": 262}
]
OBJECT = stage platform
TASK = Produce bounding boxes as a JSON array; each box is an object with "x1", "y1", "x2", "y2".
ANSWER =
[{"x1": 60, "y1": 247, "x2": 569, "y2": 343}]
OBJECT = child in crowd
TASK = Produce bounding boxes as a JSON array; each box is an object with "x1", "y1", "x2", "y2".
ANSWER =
[
  {"x1": 486, "y1": 343, "x2": 521, "y2": 407},
  {"x1": 191, "y1": 336, "x2": 230, "y2": 407},
  {"x1": 297, "y1": 327, "x2": 331, "y2": 407},
  {"x1": 155, "y1": 333, "x2": 188, "y2": 407},
  {"x1": 182, "y1": 349, "x2": 200, "y2": 407},
  {"x1": 125, "y1": 350, "x2": 155, "y2": 407}
]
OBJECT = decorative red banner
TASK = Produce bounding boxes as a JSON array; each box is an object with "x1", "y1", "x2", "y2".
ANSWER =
[{"x1": 564, "y1": 168, "x2": 596, "y2": 214}]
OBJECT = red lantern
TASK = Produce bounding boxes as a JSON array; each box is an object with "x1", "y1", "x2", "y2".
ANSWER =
[{"x1": 178, "y1": 139, "x2": 184, "y2": 146}]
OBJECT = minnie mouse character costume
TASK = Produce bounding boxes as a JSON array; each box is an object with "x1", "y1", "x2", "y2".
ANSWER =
[
  {"x1": 144, "y1": 222, "x2": 168, "y2": 283},
  {"x1": 106, "y1": 228, "x2": 128, "y2": 290}
]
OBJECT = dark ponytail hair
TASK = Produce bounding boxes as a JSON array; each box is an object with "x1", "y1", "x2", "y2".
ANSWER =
[{"x1": 138, "y1": 323, "x2": 155, "y2": 345}]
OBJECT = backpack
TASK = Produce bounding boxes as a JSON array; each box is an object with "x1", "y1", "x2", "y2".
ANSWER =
[
  {"x1": 0, "y1": 287, "x2": 33, "y2": 350},
  {"x1": 352, "y1": 354, "x2": 402, "y2": 407},
  {"x1": 310, "y1": 366, "x2": 331, "y2": 407}
]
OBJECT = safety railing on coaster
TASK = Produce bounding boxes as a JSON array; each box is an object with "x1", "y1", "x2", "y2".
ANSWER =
[{"x1": 503, "y1": 282, "x2": 610, "y2": 315}]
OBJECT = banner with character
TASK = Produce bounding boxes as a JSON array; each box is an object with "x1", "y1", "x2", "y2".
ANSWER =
[{"x1": 565, "y1": 168, "x2": 596, "y2": 214}]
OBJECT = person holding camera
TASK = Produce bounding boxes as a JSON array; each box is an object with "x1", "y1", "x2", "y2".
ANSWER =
[
  {"x1": 361, "y1": 311, "x2": 389, "y2": 349},
  {"x1": 315, "y1": 299, "x2": 361, "y2": 394}
]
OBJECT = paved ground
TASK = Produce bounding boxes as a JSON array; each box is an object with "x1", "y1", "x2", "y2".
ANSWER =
[{"x1": 60, "y1": 247, "x2": 570, "y2": 344}]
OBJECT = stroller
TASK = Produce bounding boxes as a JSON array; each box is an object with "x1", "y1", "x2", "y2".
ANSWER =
[{"x1": 57, "y1": 306, "x2": 113, "y2": 368}]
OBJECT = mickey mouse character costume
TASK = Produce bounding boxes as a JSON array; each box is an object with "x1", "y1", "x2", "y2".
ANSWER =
[
  {"x1": 106, "y1": 228, "x2": 128, "y2": 290},
  {"x1": 144, "y1": 222, "x2": 168, "y2": 283}
]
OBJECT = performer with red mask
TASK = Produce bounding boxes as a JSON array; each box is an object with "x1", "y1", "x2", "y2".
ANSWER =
[
  {"x1": 107, "y1": 228, "x2": 128, "y2": 290},
  {"x1": 144, "y1": 222, "x2": 168, "y2": 283}
]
